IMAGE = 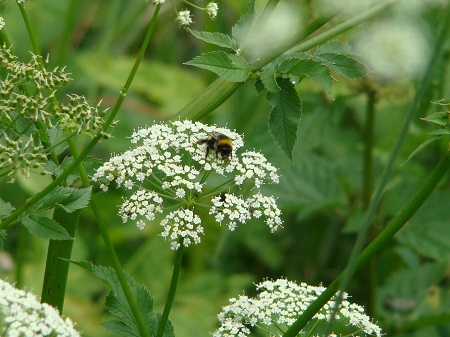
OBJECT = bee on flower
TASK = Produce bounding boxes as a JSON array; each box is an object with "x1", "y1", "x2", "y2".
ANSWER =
[{"x1": 93, "y1": 120, "x2": 282, "y2": 250}]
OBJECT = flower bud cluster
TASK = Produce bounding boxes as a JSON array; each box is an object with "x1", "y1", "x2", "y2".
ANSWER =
[
  {"x1": 214, "y1": 278, "x2": 382, "y2": 337},
  {"x1": 0, "y1": 134, "x2": 47, "y2": 182},
  {"x1": 93, "y1": 120, "x2": 282, "y2": 250},
  {"x1": 0, "y1": 45, "x2": 111, "y2": 180},
  {"x1": 0, "y1": 278, "x2": 81, "y2": 337},
  {"x1": 58, "y1": 94, "x2": 112, "y2": 138}
]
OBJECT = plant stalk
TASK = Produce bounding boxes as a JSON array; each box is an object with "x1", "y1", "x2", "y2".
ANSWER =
[{"x1": 156, "y1": 243, "x2": 184, "y2": 337}]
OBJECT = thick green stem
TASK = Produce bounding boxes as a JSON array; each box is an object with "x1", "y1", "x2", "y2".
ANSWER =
[
  {"x1": 156, "y1": 243, "x2": 184, "y2": 337},
  {"x1": 41, "y1": 208, "x2": 80, "y2": 310},
  {"x1": 283, "y1": 151, "x2": 450, "y2": 337}
]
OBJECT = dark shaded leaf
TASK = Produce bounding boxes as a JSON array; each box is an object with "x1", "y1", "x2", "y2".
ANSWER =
[{"x1": 267, "y1": 79, "x2": 302, "y2": 160}]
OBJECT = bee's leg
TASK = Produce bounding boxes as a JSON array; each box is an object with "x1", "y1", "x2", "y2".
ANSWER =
[{"x1": 205, "y1": 147, "x2": 210, "y2": 159}]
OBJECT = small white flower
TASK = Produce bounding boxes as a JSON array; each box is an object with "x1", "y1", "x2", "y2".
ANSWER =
[
  {"x1": 0, "y1": 18, "x2": 5, "y2": 30},
  {"x1": 206, "y1": 2, "x2": 219, "y2": 19},
  {"x1": 94, "y1": 120, "x2": 282, "y2": 250},
  {"x1": 148, "y1": 0, "x2": 165, "y2": 4},
  {"x1": 214, "y1": 278, "x2": 382, "y2": 337},
  {"x1": 177, "y1": 10, "x2": 193, "y2": 26},
  {"x1": 0, "y1": 279, "x2": 81, "y2": 336}
]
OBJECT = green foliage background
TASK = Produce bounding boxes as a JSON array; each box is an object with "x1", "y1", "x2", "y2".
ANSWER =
[{"x1": 0, "y1": 0, "x2": 449, "y2": 336}]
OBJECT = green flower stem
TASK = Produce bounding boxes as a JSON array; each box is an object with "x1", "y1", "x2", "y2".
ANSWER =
[
  {"x1": 282, "y1": 151, "x2": 450, "y2": 337},
  {"x1": 156, "y1": 242, "x2": 184, "y2": 337},
  {"x1": 17, "y1": 3, "x2": 41, "y2": 56},
  {"x1": 177, "y1": 0, "x2": 395, "y2": 121}
]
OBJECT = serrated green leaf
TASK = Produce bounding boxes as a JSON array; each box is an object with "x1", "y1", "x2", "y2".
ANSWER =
[
  {"x1": 315, "y1": 53, "x2": 369, "y2": 79},
  {"x1": 68, "y1": 260, "x2": 93, "y2": 272},
  {"x1": 101, "y1": 320, "x2": 137, "y2": 337},
  {"x1": 315, "y1": 40, "x2": 353, "y2": 55},
  {"x1": 421, "y1": 111, "x2": 448, "y2": 126},
  {"x1": 188, "y1": 29, "x2": 237, "y2": 50},
  {"x1": 255, "y1": 79, "x2": 265, "y2": 94},
  {"x1": 287, "y1": 59, "x2": 333, "y2": 97},
  {"x1": 260, "y1": 69, "x2": 280, "y2": 92},
  {"x1": 58, "y1": 187, "x2": 92, "y2": 213},
  {"x1": 70, "y1": 262, "x2": 167, "y2": 337},
  {"x1": 232, "y1": 0, "x2": 255, "y2": 45},
  {"x1": 0, "y1": 199, "x2": 14, "y2": 220},
  {"x1": 32, "y1": 187, "x2": 91, "y2": 213},
  {"x1": 185, "y1": 51, "x2": 250, "y2": 82},
  {"x1": 21, "y1": 215, "x2": 73, "y2": 240},
  {"x1": 267, "y1": 79, "x2": 302, "y2": 160}
]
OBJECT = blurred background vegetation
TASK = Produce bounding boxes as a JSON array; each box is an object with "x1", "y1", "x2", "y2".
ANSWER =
[{"x1": 0, "y1": 0, "x2": 449, "y2": 336}]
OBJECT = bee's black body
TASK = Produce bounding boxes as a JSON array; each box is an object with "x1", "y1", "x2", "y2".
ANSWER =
[{"x1": 197, "y1": 132, "x2": 233, "y2": 160}]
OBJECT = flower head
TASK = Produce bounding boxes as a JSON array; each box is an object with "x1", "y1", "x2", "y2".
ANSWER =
[
  {"x1": 177, "y1": 10, "x2": 193, "y2": 26},
  {"x1": 206, "y1": 2, "x2": 219, "y2": 19},
  {"x1": 93, "y1": 120, "x2": 282, "y2": 250},
  {"x1": 0, "y1": 278, "x2": 81, "y2": 337},
  {"x1": 0, "y1": 18, "x2": 5, "y2": 30},
  {"x1": 214, "y1": 278, "x2": 382, "y2": 337}
]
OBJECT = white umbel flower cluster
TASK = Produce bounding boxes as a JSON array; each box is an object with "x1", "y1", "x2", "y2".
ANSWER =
[
  {"x1": 214, "y1": 278, "x2": 382, "y2": 337},
  {"x1": 0, "y1": 279, "x2": 81, "y2": 337},
  {"x1": 93, "y1": 120, "x2": 282, "y2": 250}
]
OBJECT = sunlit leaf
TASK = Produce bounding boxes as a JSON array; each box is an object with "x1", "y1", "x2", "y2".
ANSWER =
[
  {"x1": 21, "y1": 215, "x2": 73, "y2": 240},
  {"x1": 185, "y1": 51, "x2": 250, "y2": 82},
  {"x1": 188, "y1": 29, "x2": 237, "y2": 50}
]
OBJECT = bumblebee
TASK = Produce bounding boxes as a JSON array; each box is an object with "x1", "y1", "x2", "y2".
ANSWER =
[{"x1": 197, "y1": 132, "x2": 233, "y2": 161}]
